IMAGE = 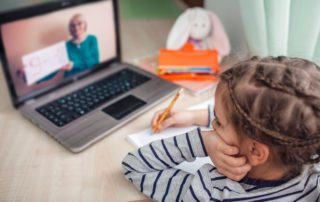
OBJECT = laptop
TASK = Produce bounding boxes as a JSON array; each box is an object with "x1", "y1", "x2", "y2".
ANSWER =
[{"x1": 0, "y1": 0, "x2": 178, "y2": 153}]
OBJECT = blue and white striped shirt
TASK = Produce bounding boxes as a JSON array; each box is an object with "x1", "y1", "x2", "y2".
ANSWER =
[{"x1": 122, "y1": 128, "x2": 320, "y2": 201}]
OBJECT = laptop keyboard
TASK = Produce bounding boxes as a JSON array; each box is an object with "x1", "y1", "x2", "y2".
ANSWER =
[{"x1": 36, "y1": 68, "x2": 150, "y2": 127}]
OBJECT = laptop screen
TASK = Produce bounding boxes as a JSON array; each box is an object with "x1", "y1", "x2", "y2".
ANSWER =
[{"x1": 0, "y1": 0, "x2": 117, "y2": 103}]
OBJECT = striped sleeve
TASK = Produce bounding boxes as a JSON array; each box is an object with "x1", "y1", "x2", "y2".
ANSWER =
[{"x1": 122, "y1": 128, "x2": 208, "y2": 201}]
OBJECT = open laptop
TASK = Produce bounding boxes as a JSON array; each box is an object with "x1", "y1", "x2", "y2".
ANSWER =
[{"x1": 0, "y1": 0, "x2": 178, "y2": 153}]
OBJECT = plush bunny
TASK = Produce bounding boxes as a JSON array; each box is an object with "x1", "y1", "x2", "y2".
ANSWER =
[{"x1": 166, "y1": 7, "x2": 230, "y2": 57}]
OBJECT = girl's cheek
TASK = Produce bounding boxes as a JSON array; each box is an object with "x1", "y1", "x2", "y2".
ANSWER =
[
  {"x1": 216, "y1": 127, "x2": 237, "y2": 146},
  {"x1": 212, "y1": 127, "x2": 226, "y2": 143}
]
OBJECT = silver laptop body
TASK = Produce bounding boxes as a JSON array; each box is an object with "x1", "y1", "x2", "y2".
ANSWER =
[{"x1": 0, "y1": 0, "x2": 177, "y2": 152}]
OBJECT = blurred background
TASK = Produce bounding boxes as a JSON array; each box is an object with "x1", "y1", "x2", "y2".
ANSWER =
[
  {"x1": 0, "y1": 0, "x2": 248, "y2": 62},
  {"x1": 2, "y1": 0, "x2": 320, "y2": 64}
]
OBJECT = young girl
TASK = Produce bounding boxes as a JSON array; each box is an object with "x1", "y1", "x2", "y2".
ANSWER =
[{"x1": 122, "y1": 56, "x2": 320, "y2": 201}]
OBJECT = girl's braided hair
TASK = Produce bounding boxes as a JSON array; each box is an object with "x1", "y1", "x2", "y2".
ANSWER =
[{"x1": 219, "y1": 56, "x2": 320, "y2": 168}]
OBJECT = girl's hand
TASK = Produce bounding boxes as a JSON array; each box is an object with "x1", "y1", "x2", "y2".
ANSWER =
[
  {"x1": 151, "y1": 110, "x2": 195, "y2": 133},
  {"x1": 202, "y1": 130, "x2": 252, "y2": 181}
]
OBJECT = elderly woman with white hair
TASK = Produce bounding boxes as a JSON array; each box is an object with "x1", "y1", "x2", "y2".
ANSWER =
[{"x1": 64, "y1": 13, "x2": 99, "y2": 77}]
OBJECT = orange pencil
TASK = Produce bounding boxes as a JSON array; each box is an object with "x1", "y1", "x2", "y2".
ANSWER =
[{"x1": 153, "y1": 88, "x2": 183, "y2": 133}]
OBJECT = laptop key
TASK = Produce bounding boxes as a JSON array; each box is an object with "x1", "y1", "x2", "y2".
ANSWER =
[{"x1": 36, "y1": 68, "x2": 150, "y2": 127}]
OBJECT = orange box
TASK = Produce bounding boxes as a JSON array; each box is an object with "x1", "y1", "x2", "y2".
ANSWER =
[{"x1": 157, "y1": 43, "x2": 220, "y2": 80}]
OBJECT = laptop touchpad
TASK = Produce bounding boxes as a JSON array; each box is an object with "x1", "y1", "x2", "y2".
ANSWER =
[{"x1": 102, "y1": 95, "x2": 146, "y2": 120}]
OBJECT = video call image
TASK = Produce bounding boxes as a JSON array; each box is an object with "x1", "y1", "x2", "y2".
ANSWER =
[{"x1": 1, "y1": 0, "x2": 116, "y2": 97}]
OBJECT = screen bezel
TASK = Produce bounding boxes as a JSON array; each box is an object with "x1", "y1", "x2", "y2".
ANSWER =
[{"x1": 0, "y1": 0, "x2": 121, "y2": 108}]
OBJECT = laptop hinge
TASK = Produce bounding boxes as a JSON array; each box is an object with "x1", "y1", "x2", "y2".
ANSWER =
[{"x1": 25, "y1": 99, "x2": 36, "y2": 106}]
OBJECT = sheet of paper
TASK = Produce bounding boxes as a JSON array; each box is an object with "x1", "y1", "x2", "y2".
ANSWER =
[
  {"x1": 22, "y1": 41, "x2": 69, "y2": 85},
  {"x1": 127, "y1": 99, "x2": 214, "y2": 174}
]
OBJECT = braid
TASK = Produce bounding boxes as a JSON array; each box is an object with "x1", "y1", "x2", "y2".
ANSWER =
[
  {"x1": 226, "y1": 79, "x2": 320, "y2": 147},
  {"x1": 254, "y1": 60, "x2": 320, "y2": 117},
  {"x1": 220, "y1": 56, "x2": 320, "y2": 165}
]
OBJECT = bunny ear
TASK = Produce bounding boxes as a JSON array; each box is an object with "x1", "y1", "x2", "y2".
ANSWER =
[
  {"x1": 208, "y1": 11, "x2": 230, "y2": 57},
  {"x1": 166, "y1": 10, "x2": 193, "y2": 50}
]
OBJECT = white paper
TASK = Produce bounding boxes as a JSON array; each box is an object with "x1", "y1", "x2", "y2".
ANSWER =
[
  {"x1": 127, "y1": 99, "x2": 214, "y2": 174},
  {"x1": 22, "y1": 41, "x2": 69, "y2": 85}
]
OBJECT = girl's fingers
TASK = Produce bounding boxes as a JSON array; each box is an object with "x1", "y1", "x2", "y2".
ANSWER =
[
  {"x1": 216, "y1": 163, "x2": 251, "y2": 181},
  {"x1": 211, "y1": 131, "x2": 239, "y2": 155},
  {"x1": 151, "y1": 110, "x2": 164, "y2": 127},
  {"x1": 152, "y1": 109, "x2": 177, "y2": 129},
  {"x1": 217, "y1": 143, "x2": 239, "y2": 156},
  {"x1": 159, "y1": 117, "x2": 176, "y2": 131},
  {"x1": 217, "y1": 168, "x2": 247, "y2": 181},
  {"x1": 220, "y1": 154, "x2": 247, "y2": 167}
]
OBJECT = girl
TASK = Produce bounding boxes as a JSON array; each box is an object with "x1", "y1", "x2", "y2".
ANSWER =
[{"x1": 122, "y1": 56, "x2": 320, "y2": 201}]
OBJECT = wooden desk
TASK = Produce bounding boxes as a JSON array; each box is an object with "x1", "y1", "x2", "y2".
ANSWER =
[{"x1": 0, "y1": 19, "x2": 214, "y2": 201}]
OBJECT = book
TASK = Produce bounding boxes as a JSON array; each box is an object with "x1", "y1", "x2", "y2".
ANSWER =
[
  {"x1": 133, "y1": 53, "x2": 218, "y2": 95},
  {"x1": 126, "y1": 99, "x2": 214, "y2": 174}
]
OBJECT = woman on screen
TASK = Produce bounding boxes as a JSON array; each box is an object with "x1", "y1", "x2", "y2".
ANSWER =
[
  {"x1": 63, "y1": 13, "x2": 100, "y2": 77},
  {"x1": 18, "y1": 13, "x2": 100, "y2": 84}
]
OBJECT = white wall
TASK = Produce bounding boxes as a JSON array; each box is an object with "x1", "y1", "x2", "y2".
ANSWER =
[{"x1": 205, "y1": 0, "x2": 248, "y2": 58}]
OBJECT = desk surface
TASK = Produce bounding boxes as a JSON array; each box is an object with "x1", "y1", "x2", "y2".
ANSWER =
[{"x1": 0, "y1": 19, "x2": 216, "y2": 201}]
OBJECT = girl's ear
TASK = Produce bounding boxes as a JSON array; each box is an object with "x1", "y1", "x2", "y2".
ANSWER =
[
  {"x1": 166, "y1": 9, "x2": 193, "y2": 50},
  {"x1": 207, "y1": 11, "x2": 230, "y2": 57},
  {"x1": 246, "y1": 141, "x2": 270, "y2": 166}
]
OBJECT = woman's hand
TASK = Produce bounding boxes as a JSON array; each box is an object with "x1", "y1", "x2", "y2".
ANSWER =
[
  {"x1": 61, "y1": 62, "x2": 73, "y2": 71},
  {"x1": 202, "y1": 130, "x2": 252, "y2": 181},
  {"x1": 151, "y1": 110, "x2": 195, "y2": 133}
]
